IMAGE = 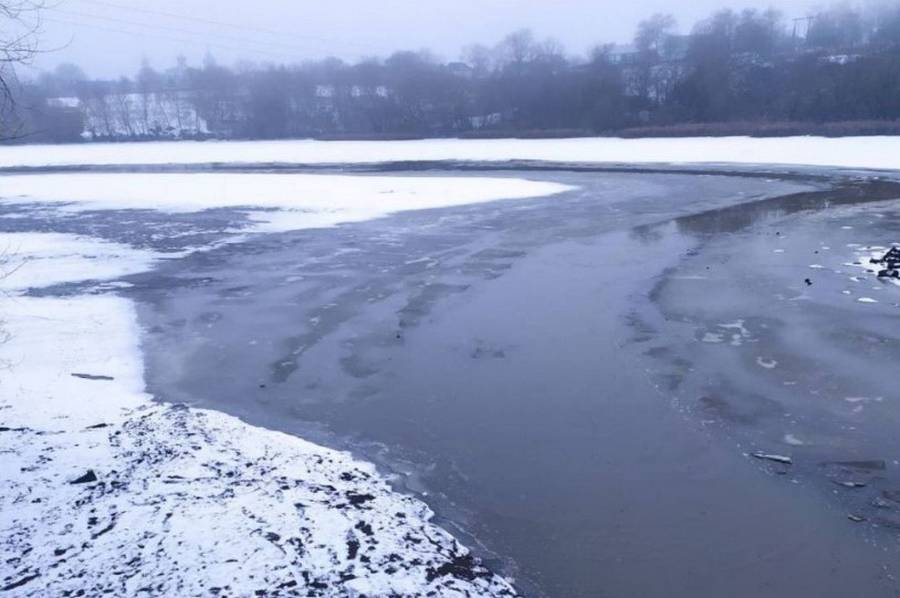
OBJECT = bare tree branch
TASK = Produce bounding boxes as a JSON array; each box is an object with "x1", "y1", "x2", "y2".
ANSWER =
[{"x1": 1, "y1": 1, "x2": 46, "y2": 136}]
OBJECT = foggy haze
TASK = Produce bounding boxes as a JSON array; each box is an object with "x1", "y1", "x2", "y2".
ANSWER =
[{"x1": 32, "y1": 0, "x2": 820, "y2": 77}]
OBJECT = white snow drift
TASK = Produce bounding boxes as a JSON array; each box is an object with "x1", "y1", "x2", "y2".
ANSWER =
[
  {"x1": 0, "y1": 234, "x2": 518, "y2": 596},
  {"x1": 2, "y1": 136, "x2": 900, "y2": 171}
]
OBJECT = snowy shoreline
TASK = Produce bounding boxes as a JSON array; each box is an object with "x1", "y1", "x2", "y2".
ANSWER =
[
  {"x1": 0, "y1": 173, "x2": 564, "y2": 595},
  {"x1": 0, "y1": 290, "x2": 517, "y2": 596},
  {"x1": 3, "y1": 136, "x2": 900, "y2": 171}
]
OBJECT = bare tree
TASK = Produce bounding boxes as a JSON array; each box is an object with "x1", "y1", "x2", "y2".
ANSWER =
[
  {"x1": 633, "y1": 13, "x2": 677, "y2": 106},
  {"x1": 1, "y1": 1, "x2": 46, "y2": 137},
  {"x1": 0, "y1": 0, "x2": 40, "y2": 336},
  {"x1": 635, "y1": 13, "x2": 678, "y2": 57}
]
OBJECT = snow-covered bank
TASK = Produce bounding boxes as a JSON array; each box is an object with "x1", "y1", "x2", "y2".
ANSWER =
[
  {"x1": 2, "y1": 136, "x2": 900, "y2": 171},
  {"x1": 0, "y1": 235, "x2": 518, "y2": 596},
  {"x1": 0, "y1": 173, "x2": 571, "y2": 234}
]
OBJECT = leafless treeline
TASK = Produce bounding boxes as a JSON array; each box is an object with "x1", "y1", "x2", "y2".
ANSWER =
[{"x1": 6, "y1": 2, "x2": 900, "y2": 142}]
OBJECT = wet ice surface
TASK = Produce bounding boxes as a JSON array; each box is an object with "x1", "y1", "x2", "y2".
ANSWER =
[
  {"x1": 4, "y1": 165, "x2": 900, "y2": 597},
  {"x1": 91, "y1": 168, "x2": 898, "y2": 597},
  {"x1": 646, "y1": 194, "x2": 900, "y2": 525}
]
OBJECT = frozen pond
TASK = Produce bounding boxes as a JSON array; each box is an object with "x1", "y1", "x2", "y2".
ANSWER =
[{"x1": 3, "y1": 161, "x2": 900, "y2": 596}]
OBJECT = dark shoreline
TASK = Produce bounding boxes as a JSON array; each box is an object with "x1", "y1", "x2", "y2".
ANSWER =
[{"x1": 7, "y1": 120, "x2": 900, "y2": 148}]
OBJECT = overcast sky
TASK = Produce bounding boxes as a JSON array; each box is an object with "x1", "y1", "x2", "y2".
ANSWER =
[{"x1": 30, "y1": 0, "x2": 825, "y2": 78}]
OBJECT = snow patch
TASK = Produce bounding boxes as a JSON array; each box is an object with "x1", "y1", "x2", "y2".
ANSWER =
[
  {"x1": 784, "y1": 434, "x2": 805, "y2": 446},
  {"x1": 720, "y1": 320, "x2": 752, "y2": 346},
  {"x1": 0, "y1": 233, "x2": 159, "y2": 292},
  {"x1": 0, "y1": 173, "x2": 572, "y2": 234},
  {"x1": 847, "y1": 246, "x2": 900, "y2": 289},
  {"x1": 756, "y1": 357, "x2": 778, "y2": 369}
]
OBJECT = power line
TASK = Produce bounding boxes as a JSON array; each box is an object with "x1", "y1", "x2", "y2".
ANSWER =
[
  {"x1": 42, "y1": 15, "x2": 291, "y2": 60},
  {"x1": 47, "y1": 7, "x2": 329, "y2": 55},
  {"x1": 70, "y1": 0, "x2": 376, "y2": 52}
]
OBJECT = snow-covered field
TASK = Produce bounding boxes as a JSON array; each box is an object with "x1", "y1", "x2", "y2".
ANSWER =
[
  {"x1": 0, "y1": 169, "x2": 564, "y2": 595},
  {"x1": 1, "y1": 136, "x2": 900, "y2": 171}
]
